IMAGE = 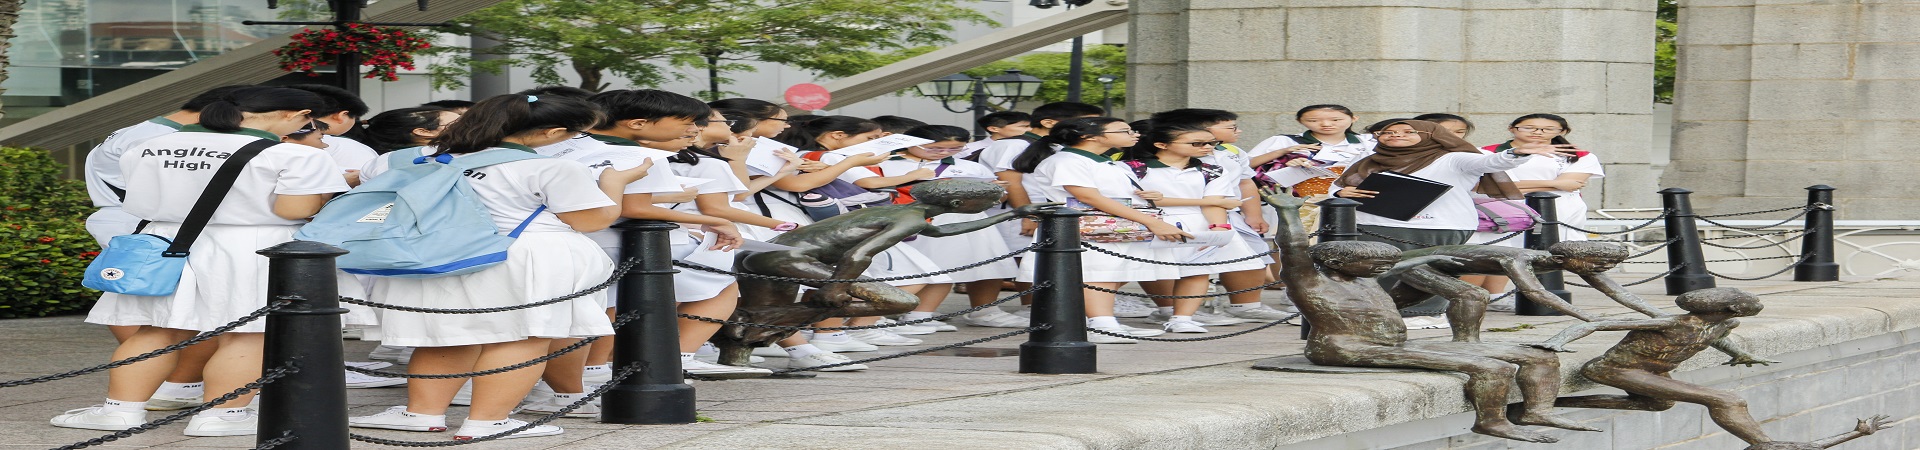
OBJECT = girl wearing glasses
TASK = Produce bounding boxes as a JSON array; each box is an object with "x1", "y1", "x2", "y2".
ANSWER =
[
  {"x1": 1484, "y1": 114, "x2": 1600, "y2": 242},
  {"x1": 1122, "y1": 123, "x2": 1269, "y2": 333}
]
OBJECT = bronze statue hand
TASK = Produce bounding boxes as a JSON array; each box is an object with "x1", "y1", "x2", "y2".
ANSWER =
[
  {"x1": 1858, "y1": 415, "x2": 1894, "y2": 435},
  {"x1": 1012, "y1": 202, "x2": 1065, "y2": 218},
  {"x1": 1527, "y1": 342, "x2": 1575, "y2": 353},
  {"x1": 1723, "y1": 355, "x2": 1779, "y2": 367},
  {"x1": 1259, "y1": 186, "x2": 1304, "y2": 210}
]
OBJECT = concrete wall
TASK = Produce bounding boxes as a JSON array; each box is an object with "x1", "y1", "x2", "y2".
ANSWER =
[
  {"x1": 1130, "y1": 1, "x2": 1661, "y2": 210},
  {"x1": 1666, "y1": 0, "x2": 1920, "y2": 219}
]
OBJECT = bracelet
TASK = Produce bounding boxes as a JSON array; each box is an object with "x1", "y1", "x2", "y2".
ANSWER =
[
  {"x1": 772, "y1": 222, "x2": 800, "y2": 231},
  {"x1": 1209, "y1": 223, "x2": 1233, "y2": 230}
]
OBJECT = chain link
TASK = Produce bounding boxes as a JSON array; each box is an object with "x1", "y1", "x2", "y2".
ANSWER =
[
  {"x1": 346, "y1": 311, "x2": 640, "y2": 379},
  {"x1": 1565, "y1": 264, "x2": 1688, "y2": 288},
  {"x1": 1086, "y1": 315, "x2": 1297, "y2": 342},
  {"x1": 678, "y1": 283, "x2": 1048, "y2": 332},
  {"x1": 1695, "y1": 207, "x2": 1813, "y2": 231},
  {"x1": 1555, "y1": 211, "x2": 1670, "y2": 236},
  {"x1": 1704, "y1": 254, "x2": 1803, "y2": 263},
  {"x1": 1625, "y1": 239, "x2": 1680, "y2": 260},
  {"x1": 771, "y1": 326, "x2": 1045, "y2": 374},
  {"x1": 1707, "y1": 254, "x2": 1816, "y2": 281},
  {"x1": 338, "y1": 258, "x2": 639, "y2": 314},
  {"x1": 1700, "y1": 231, "x2": 1810, "y2": 249},
  {"x1": 1084, "y1": 278, "x2": 1284, "y2": 299},
  {"x1": 676, "y1": 240, "x2": 1045, "y2": 284},
  {"x1": 1701, "y1": 229, "x2": 1803, "y2": 240},
  {"x1": 349, "y1": 363, "x2": 641, "y2": 447},
  {"x1": 3, "y1": 301, "x2": 287, "y2": 389},
  {"x1": 1698, "y1": 204, "x2": 1824, "y2": 219},
  {"x1": 53, "y1": 363, "x2": 295, "y2": 450}
]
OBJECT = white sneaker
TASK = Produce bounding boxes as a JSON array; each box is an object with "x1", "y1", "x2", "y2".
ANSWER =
[
  {"x1": 1011, "y1": 307, "x2": 1033, "y2": 319},
  {"x1": 848, "y1": 329, "x2": 923, "y2": 346},
  {"x1": 683, "y1": 359, "x2": 773, "y2": 378},
  {"x1": 919, "y1": 319, "x2": 959, "y2": 332},
  {"x1": 787, "y1": 351, "x2": 869, "y2": 372},
  {"x1": 345, "y1": 370, "x2": 407, "y2": 388},
  {"x1": 1163, "y1": 318, "x2": 1208, "y2": 333},
  {"x1": 145, "y1": 394, "x2": 201, "y2": 411},
  {"x1": 1223, "y1": 304, "x2": 1296, "y2": 321},
  {"x1": 695, "y1": 342, "x2": 767, "y2": 364},
  {"x1": 368, "y1": 345, "x2": 414, "y2": 365},
  {"x1": 1113, "y1": 299, "x2": 1155, "y2": 318},
  {"x1": 345, "y1": 361, "x2": 394, "y2": 370},
  {"x1": 751, "y1": 345, "x2": 787, "y2": 358},
  {"x1": 874, "y1": 318, "x2": 937, "y2": 335},
  {"x1": 1488, "y1": 296, "x2": 1517, "y2": 312},
  {"x1": 810, "y1": 337, "x2": 879, "y2": 353},
  {"x1": 1118, "y1": 324, "x2": 1166, "y2": 337},
  {"x1": 49, "y1": 406, "x2": 146, "y2": 431},
  {"x1": 960, "y1": 311, "x2": 1029, "y2": 328},
  {"x1": 1087, "y1": 328, "x2": 1138, "y2": 344},
  {"x1": 453, "y1": 418, "x2": 562, "y2": 441},
  {"x1": 349, "y1": 406, "x2": 448, "y2": 432},
  {"x1": 183, "y1": 409, "x2": 257, "y2": 437},
  {"x1": 1193, "y1": 311, "x2": 1256, "y2": 325},
  {"x1": 518, "y1": 395, "x2": 601, "y2": 418}
]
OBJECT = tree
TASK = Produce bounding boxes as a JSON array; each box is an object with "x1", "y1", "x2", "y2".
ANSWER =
[
  {"x1": 961, "y1": 44, "x2": 1126, "y2": 110},
  {"x1": 1656, "y1": 0, "x2": 1677, "y2": 103},
  {"x1": 425, "y1": 0, "x2": 993, "y2": 94},
  {"x1": 0, "y1": 0, "x2": 19, "y2": 121}
]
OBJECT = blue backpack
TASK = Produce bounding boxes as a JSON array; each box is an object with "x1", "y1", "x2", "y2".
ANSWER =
[{"x1": 294, "y1": 149, "x2": 547, "y2": 278}]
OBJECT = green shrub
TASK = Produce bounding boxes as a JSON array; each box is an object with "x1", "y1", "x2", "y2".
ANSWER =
[{"x1": 0, "y1": 147, "x2": 99, "y2": 318}]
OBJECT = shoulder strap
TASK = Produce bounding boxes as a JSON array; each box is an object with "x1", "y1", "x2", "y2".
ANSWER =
[
  {"x1": 447, "y1": 148, "x2": 546, "y2": 169},
  {"x1": 1115, "y1": 161, "x2": 1157, "y2": 209},
  {"x1": 164, "y1": 139, "x2": 279, "y2": 257}
]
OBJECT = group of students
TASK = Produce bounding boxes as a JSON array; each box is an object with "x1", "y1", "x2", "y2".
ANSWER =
[{"x1": 46, "y1": 81, "x2": 1602, "y2": 440}]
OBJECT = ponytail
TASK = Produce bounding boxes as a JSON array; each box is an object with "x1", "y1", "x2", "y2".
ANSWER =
[
  {"x1": 194, "y1": 86, "x2": 324, "y2": 133},
  {"x1": 430, "y1": 94, "x2": 602, "y2": 155},
  {"x1": 363, "y1": 107, "x2": 452, "y2": 153},
  {"x1": 1013, "y1": 117, "x2": 1123, "y2": 173}
]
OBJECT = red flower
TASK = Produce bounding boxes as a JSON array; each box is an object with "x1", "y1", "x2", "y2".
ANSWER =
[
  {"x1": 37, "y1": 237, "x2": 53, "y2": 243},
  {"x1": 38, "y1": 259, "x2": 50, "y2": 264}
]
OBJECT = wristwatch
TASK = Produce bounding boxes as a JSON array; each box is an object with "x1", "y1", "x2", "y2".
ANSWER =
[{"x1": 772, "y1": 222, "x2": 800, "y2": 232}]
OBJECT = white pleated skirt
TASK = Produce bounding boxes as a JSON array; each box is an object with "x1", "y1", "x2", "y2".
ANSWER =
[
  {"x1": 667, "y1": 228, "x2": 741, "y2": 303},
  {"x1": 87, "y1": 223, "x2": 360, "y2": 333},
  {"x1": 1161, "y1": 213, "x2": 1269, "y2": 277},
  {"x1": 904, "y1": 211, "x2": 1018, "y2": 283},
  {"x1": 1016, "y1": 239, "x2": 1180, "y2": 284},
  {"x1": 866, "y1": 244, "x2": 955, "y2": 286},
  {"x1": 372, "y1": 232, "x2": 614, "y2": 347},
  {"x1": 1227, "y1": 210, "x2": 1276, "y2": 265}
]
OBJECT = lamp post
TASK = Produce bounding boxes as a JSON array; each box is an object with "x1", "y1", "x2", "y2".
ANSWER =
[
  {"x1": 1096, "y1": 74, "x2": 1117, "y2": 116},
  {"x1": 915, "y1": 69, "x2": 1044, "y2": 140},
  {"x1": 1032, "y1": 0, "x2": 1093, "y2": 102}
]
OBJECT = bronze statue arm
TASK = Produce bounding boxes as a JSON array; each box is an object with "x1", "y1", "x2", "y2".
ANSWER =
[
  {"x1": 1501, "y1": 258, "x2": 1600, "y2": 321},
  {"x1": 921, "y1": 203, "x2": 1061, "y2": 237},
  {"x1": 1529, "y1": 318, "x2": 1673, "y2": 352},
  {"x1": 1710, "y1": 337, "x2": 1779, "y2": 367},
  {"x1": 1805, "y1": 416, "x2": 1894, "y2": 448},
  {"x1": 1577, "y1": 272, "x2": 1669, "y2": 318},
  {"x1": 1383, "y1": 255, "x2": 1471, "y2": 280},
  {"x1": 1260, "y1": 187, "x2": 1320, "y2": 287}
]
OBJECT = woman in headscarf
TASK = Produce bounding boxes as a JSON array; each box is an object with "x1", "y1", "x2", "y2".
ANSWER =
[{"x1": 1329, "y1": 119, "x2": 1578, "y2": 326}]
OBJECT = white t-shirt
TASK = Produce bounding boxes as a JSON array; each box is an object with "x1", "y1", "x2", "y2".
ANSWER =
[
  {"x1": 1333, "y1": 151, "x2": 1531, "y2": 230},
  {"x1": 535, "y1": 134, "x2": 596, "y2": 159},
  {"x1": 1035, "y1": 148, "x2": 1144, "y2": 206},
  {"x1": 1248, "y1": 132, "x2": 1378, "y2": 167},
  {"x1": 836, "y1": 155, "x2": 997, "y2": 185},
  {"x1": 1131, "y1": 161, "x2": 1238, "y2": 217},
  {"x1": 1504, "y1": 151, "x2": 1605, "y2": 199},
  {"x1": 120, "y1": 129, "x2": 348, "y2": 226},
  {"x1": 85, "y1": 117, "x2": 182, "y2": 207},
  {"x1": 558, "y1": 137, "x2": 687, "y2": 197},
  {"x1": 1201, "y1": 143, "x2": 1256, "y2": 181},
  {"x1": 361, "y1": 146, "x2": 614, "y2": 233},
  {"x1": 667, "y1": 156, "x2": 749, "y2": 215},
  {"x1": 321, "y1": 135, "x2": 379, "y2": 173}
]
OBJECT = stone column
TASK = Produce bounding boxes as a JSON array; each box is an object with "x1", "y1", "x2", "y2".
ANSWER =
[
  {"x1": 1129, "y1": 1, "x2": 1658, "y2": 209},
  {"x1": 1666, "y1": 0, "x2": 1920, "y2": 219}
]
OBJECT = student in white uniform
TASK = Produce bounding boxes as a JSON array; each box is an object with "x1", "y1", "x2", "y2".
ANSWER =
[
  {"x1": 54, "y1": 86, "x2": 346, "y2": 436},
  {"x1": 956, "y1": 111, "x2": 1031, "y2": 161},
  {"x1": 710, "y1": 99, "x2": 807, "y2": 206},
  {"x1": 762, "y1": 116, "x2": 891, "y2": 228},
  {"x1": 1120, "y1": 123, "x2": 1269, "y2": 333},
  {"x1": 1247, "y1": 104, "x2": 1380, "y2": 241},
  {"x1": 1149, "y1": 109, "x2": 1299, "y2": 323},
  {"x1": 987, "y1": 103, "x2": 1107, "y2": 318},
  {"x1": 285, "y1": 84, "x2": 377, "y2": 186},
  {"x1": 347, "y1": 94, "x2": 635, "y2": 440},
  {"x1": 1015, "y1": 117, "x2": 1184, "y2": 344},
  {"x1": 1474, "y1": 114, "x2": 1603, "y2": 312}
]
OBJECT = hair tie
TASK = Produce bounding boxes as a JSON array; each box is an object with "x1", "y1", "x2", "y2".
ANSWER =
[{"x1": 526, "y1": 95, "x2": 539, "y2": 103}]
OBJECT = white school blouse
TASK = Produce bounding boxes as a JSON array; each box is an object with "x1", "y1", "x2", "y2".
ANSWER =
[
  {"x1": 360, "y1": 144, "x2": 614, "y2": 233},
  {"x1": 1247, "y1": 132, "x2": 1378, "y2": 167},
  {"x1": 1131, "y1": 160, "x2": 1238, "y2": 218},
  {"x1": 321, "y1": 135, "x2": 380, "y2": 173},
  {"x1": 1332, "y1": 151, "x2": 1531, "y2": 230},
  {"x1": 86, "y1": 117, "x2": 182, "y2": 208},
  {"x1": 1035, "y1": 148, "x2": 1145, "y2": 206},
  {"x1": 119, "y1": 127, "x2": 347, "y2": 226},
  {"x1": 836, "y1": 154, "x2": 998, "y2": 185},
  {"x1": 667, "y1": 155, "x2": 750, "y2": 215}
]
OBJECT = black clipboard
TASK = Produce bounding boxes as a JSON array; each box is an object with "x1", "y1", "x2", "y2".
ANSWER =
[{"x1": 1352, "y1": 171, "x2": 1451, "y2": 221}]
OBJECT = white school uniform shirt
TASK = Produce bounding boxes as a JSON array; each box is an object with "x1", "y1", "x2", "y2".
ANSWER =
[
  {"x1": 955, "y1": 138, "x2": 994, "y2": 160},
  {"x1": 977, "y1": 134, "x2": 1056, "y2": 203},
  {"x1": 836, "y1": 154, "x2": 998, "y2": 185},
  {"x1": 1248, "y1": 131, "x2": 1378, "y2": 167},
  {"x1": 1201, "y1": 143, "x2": 1256, "y2": 181},
  {"x1": 667, "y1": 155, "x2": 749, "y2": 215},
  {"x1": 558, "y1": 135, "x2": 687, "y2": 196},
  {"x1": 1130, "y1": 159, "x2": 1238, "y2": 218},
  {"x1": 361, "y1": 144, "x2": 614, "y2": 233},
  {"x1": 1332, "y1": 151, "x2": 1531, "y2": 230},
  {"x1": 1035, "y1": 148, "x2": 1145, "y2": 206},
  {"x1": 119, "y1": 126, "x2": 348, "y2": 226},
  {"x1": 85, "y1": 117, "x2": 183, "y2": 208},
  {"x1": 1486, "y1": 141, "x2": 1606, "y2": 198},
  {"x1": 321, "y1": 135, "x2": 379, "y2": 173},
  {"x1": 535, "y1": 134, "x2": 597, "y2": 159}
]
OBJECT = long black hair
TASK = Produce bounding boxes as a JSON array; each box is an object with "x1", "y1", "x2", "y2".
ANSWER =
[
  {"x1": 363, "y1": 107, "x2": 451, "y2": 153},
  {"x1": 720, "y1": 110, "x2": 757, "y2": 134},
  {"x1": 709, "y1": 98, "x2": 783, "y2": 121},
  {"x1": 195, "y1": 86, "x2": 325, "y2": 133},
  {"x1": 1012, "y1": 117, "x2": 1124, "y2": 173},
  {"x1": 430, "y1": 94, "x2": 602, "y2": 155},
  {"x1": 775, "y1": 115, "x2": 880, "y2": 151}
]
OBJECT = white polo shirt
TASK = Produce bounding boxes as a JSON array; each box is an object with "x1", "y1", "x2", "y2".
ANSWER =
[
  {"x1": 85, "y1": 117, "x2": 183, "y2": 208},
  {"x1": 1248, "y1": 131, "x2": 1378, "y2": 167},
  {"x1": 120, "y1": 126, "x2": 348, "y2": 226},
  {"x1": 321, "y1": 135, "x2": 379, "y2": 173},
  {"x1": 1035, "y1": 148, "x2": 1145, "y2": 207},
  {"x1": 1130, "y1": 159, "x2": 1238, "y2": 217}
]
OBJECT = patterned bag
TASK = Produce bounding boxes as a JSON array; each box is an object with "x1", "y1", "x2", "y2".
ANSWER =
[{"x1": 1078, "y1": 207, "x2": 1162, "y2": 243}]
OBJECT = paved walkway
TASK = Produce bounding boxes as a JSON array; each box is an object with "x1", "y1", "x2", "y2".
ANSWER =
[{"x1": 0, "y1": 274, "x2": 1907, "y2": 449}]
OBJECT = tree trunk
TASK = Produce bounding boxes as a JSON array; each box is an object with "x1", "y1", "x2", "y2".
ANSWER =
[
  {"x1": 0, "y1": 0, "x2": 21, "y2": 122},
  {"x1": 572, "y1": 60, "x2": 609, "y2": 92}
]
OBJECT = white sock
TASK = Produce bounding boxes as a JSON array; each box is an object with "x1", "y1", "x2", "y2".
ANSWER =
[
  {"x1": 101, "y1": 399, "x2": 146, "y2": 413},
  {"x1": 1156, "y1": 306, "x2": 1174, "y2": 315},
  {"x1": 195, "y1": 407, "x2": 248, "y2": 418},
  {"x1": 783, "y1": 344, "x2": 825, "y2": 358},
  {"x1": 965, "y1": 309, "x2": 1006, "y2": 319},
  {"x1": 1171, "y1": 315, "x2": 1193, "y2": 323},
  {"x1": 679, "y1": 352, "x2": 696, "y2": 363},
  {"x1": 1087, "y1": 316, "x2": 1121, "y2": 329},
  {"x1": 1228, "y1": 303, "x2": 1263, "y2": 310},
  {"x1": 154, "y1": 381, "x2": 204, "y2": 398},
  {"x1": 582, "y1": 364, "x2": 611, "y2": 375},
  {"x1": 813, "y1": 331, "x2": 852, "y2": 342},
  {"x1": 549, "y1": 393, "x2": 581, "y2": 405},
  {"x1": 902, "y1": 311, "x2": 936, "y2": 321}
]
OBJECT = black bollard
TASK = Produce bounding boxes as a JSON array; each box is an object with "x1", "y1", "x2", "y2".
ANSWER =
[
  {"x1": 601, "y1": 220, "x2": 695, "y2": 424},
  {"x1": 1020, "y1": 208, "x2": 1096, "y2": 374},
  {"x1": 1660, "y1": 188, "x2": 1716, "y2": 294},
  {"x1": 1794, "y1": 185, "x2": 1839, "y2": 282},
  {"x1": 1300, "y1": 197, "x2": 1361, "y2": 339},
  {"x1": 1518, "y1": 193, "x2": 1572, "y2": 316},
  {"x1": 256, "y1": 240, "x2": 351, "y2": 450}
]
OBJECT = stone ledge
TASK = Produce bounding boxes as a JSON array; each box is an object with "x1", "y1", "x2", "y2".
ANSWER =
[{"x1": 663, "y1": 277, "x2": 1920, "y2": 449}]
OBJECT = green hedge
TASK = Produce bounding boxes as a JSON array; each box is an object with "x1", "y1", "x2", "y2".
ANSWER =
[{"x1": 0, "y1": 147, "x2": 99, "y2": 318}]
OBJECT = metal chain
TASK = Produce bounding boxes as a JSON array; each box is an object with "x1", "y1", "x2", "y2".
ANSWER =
[
  {"x1": 1701, "y1": 229, "x2": 1803, "y2": 240},
  {"x1": 338, "y1": 258, "x2": 640, "y2": 314},
  {"x1": 349, "y1": 363, "x2": 641, "y2": 447},
  {"x1": 346, "y1": 311, "x2": 640, "y2": 379},
  {"x1": 1695, "y1": 208, "x2": 1813, "y2": 231},
  {"x1": 1565, "y1": 264, "x2": 1688, "y2": 288},
  {"x1": 1084, "y1": 278, "x2": 1284, "y2": 299},
  {"x1": 54, "y1": 363, "x2": 295, "y2": 450},
  {"x1": 1704, "y1": 254, "x2": 1803, "y2": 263},
  {"x1": 3, "y1": 301, "x2": 288, "y2": 389},
  {"x1": 254, "y1": 431, "x2": 298, "y2": 450},
  {"x1": 771, "y1": 326, "x2": 1045, "y2": 374},
  {"x1": 1700, "y1": 231, "x2": 1810, "y2": 249},
  {"x1": 1555, "y1": 212, "x2": 1670, "y2": 236},
  {"x1": 1625, "y1": 239, "x2": 1680, "y2": 260},
  {"x1": 677, "y1": 283, "x2": 1048, "y2": 331},
  {"x1": 1697, "y1": 203, "x2": 1824, "y2": 219},
  {"x1": 1086, "y1": 315, "x2": 1298, "y2": 342},
  {"x1": 1078, "y1": 241, "x2": 1272, "y2": 266},
  {"x1": 1707, "y1": 254, "x2": 1816, "y2": 281},
  {"x1": 676, "y1": 240, "x2": 1046, "y2": 284}
]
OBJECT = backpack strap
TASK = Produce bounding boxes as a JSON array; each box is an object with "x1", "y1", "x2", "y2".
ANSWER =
[
  {"x1": 507, "y1": 205, "x2": 548, "y2": 238},
  {"x1": 1472, "y1": 202, "x2": 1510, "y2": 231},
  {"x1": 164, "y1": 139, "x2": 280, "y2": 257},
  {"x1": 445, "y1": 148, "x2": 547, "y2": 170},
  {"x1": 1197, "y1": 162, "x2": 1223, "y2": 184}
]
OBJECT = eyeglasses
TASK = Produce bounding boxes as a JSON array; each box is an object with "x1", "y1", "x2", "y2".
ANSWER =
[
  {"x1": 1103, "y1": 129, "x2": 1140, "y2": 135},
  {"x1": 1374, "y1": 130, "x2": 1428, "y2": 138},
  {"x1": 1513, "y1": 126, "x2": 1564, "y2": 134},
  {"x1": 720, "y1": 119, "x2": 738, "y2": 126},
  {"x1": 916, "y1": 146, "x2": 966, "y2": 153},
  {"x1": 1175, "y1": 140, "x2": 1224, "y2": 147}
]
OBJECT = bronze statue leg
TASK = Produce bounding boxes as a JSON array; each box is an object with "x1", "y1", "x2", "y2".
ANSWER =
[
  {"x1": 1583, "y1": 368, "x2": 1772, "y2": 444},
  {"x1": 1395, "y1": 265, "x2": 1491, "y2": 342},
  {"x1": 1405, "y1": 341, "x2": 1598, "y2": 433},
  {"x1": 831, "y1": 281, "x2": 922, "y2": 317},
  {"x1": 1317, "y1": 343, "x2": 1560, "y2": 443}
]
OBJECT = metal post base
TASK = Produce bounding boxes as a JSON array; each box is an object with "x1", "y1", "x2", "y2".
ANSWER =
[
  {"x1": 600, "y1": 384, "x2": 697, "y2": 425},
  {"x1": 1018, "y1": 341, "x2": 1097, "y2": 374}
]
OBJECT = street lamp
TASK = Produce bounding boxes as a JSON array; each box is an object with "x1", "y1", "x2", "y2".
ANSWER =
[
  {"x1": 1096, "y1": 74, "x2": 1118, "y2": 116},
  {"x1": 916, "y1": 69, "x2": 1044, "y2": 140}
]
